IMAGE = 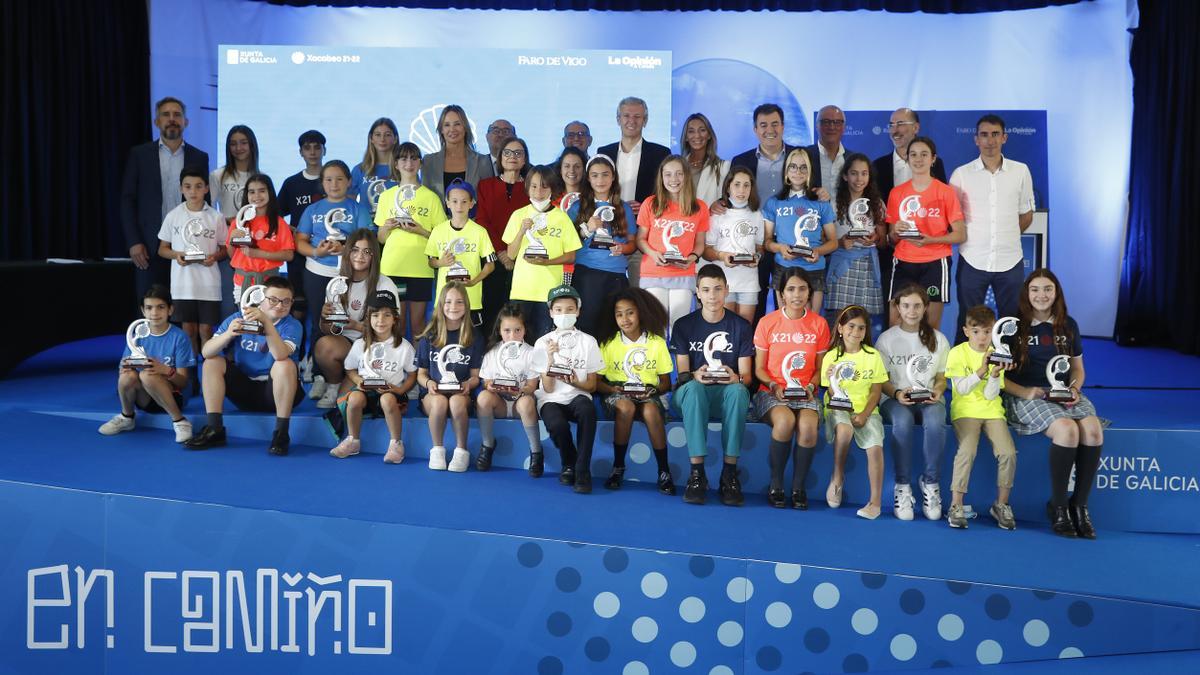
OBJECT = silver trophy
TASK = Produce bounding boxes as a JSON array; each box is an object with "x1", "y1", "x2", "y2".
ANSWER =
[
  {"x1": 729, "y1": 219, "x2": 757, "y2": 265},
  {"x1": 847, "y1": 198, "x2": 873, "y2": 239},
  {"x1": 589, "y1": 204, "x2": 616, "y2": 250},
  {"x1": 781, "y1": 350, "x2": 810, "y2": 403},
  {"x1": 230, "y1": 204, "x2": 256, "y2": 247},
  {"x1": 367, "y1": 177, "x2": 387, "y2": 212},
  {"x1": 523, "y1": 213, "x2": 550, "y2": 260},
  {"x1": 358, "y1": 342, "x2": 389, "y2": 389},
  {"x1": 905, "y1": 354, "x2": 935, "y2": 403},
  {"x1": 491, "y1": 340, "x2": 524, "y2": 398},
  {"x1": 392, "y1": 184, "x2": 417, "y2": 223},
  {"x1": 660, "y1": 221, "x2": 688, "y2": 265},
  {"x1": 433, "y1": 343, "x2": 466, "y2": 393},
  {"x1": 1045, "y1": 354, "x2": 1075, "y2": 403},
  {"x1": 547, "y1": 330, "x2": 578, "y2": 380},
  {"x1": 827, "y1": 361, "x2": 857, "y2": 412},
  {"x1": 121, "y1": 319, "x2": 152, "y2": 369},
  {"x1": 182, "y1": 217, "x2": 208, "y2": 262},
  {"x1": 620, "y1": 347, "x2": 649, "y2": 395},
  {"x1": 789, "y1": 211, "x2": 821, "y2": 258},
  {"x1": 989, "y1": 317, "x2": 1019, "y2": 366},
  {"x1": 896, "y1": 195, "x2": 923, "y2": 240},
  {"x1": 238, "y1": 285, "x2": 267, "y2": 334},
  {"x1": 325, "y1": 276, "x2": 350, "y2": 325},
  {"x1": 323, "y1": 207, "x2": 349, "y2": 243},
  {"x1": 700, "y1": 332, "x2": 732, "y2": 383},
  {"x1": 560, "y1": 191, "x2": 580, "y2": 214},
  {"x1": 444, "y1": 237, "x2": 472, "y2": 283}
]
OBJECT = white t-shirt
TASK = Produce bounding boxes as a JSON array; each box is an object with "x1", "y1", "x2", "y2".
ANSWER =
[
  {"x1": 707, "y1": 207, "x2": 765, "y2": 293},
  {"x1": 337, "y1": 276, "x2": 400, "y2": 341},
  {"x1": 157, "y1": 202, "x2": 228, "y2": 302},
  {"x1": 532, "y1": 329, "x2": 603, "y2": 407},
  {"x1": 480, "y1": 341, "x2": 539, "y2": 383},
  {"x1": 344, "y1": 336, "x2": 417, "y2": 387},
  {"x1": 210, "y1": 167, "x2": 251, "y2": 219},
  {"x1": 875, "y1": 325, "x2": 950, "y2": 396}
]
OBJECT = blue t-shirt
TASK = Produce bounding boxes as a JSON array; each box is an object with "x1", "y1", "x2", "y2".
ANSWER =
[
  {"x1": 214, "y1": 312, "x2": 303, "y2": 378},
  {"x1": 297, "y1": 197, "x2": 375, "y2": 269},
  {"x1": 1007, "y1": 317, "x2": 1084, "y2": 389},
  {"x1": 350, "y1": 164, "x2": 397, "y2": 214},
  {"x1": 670, "y1": 310, "x2": 755, "y2": 374},
  {"x1": 120, "y1": 324, "x2": 196, "y2": 372},
  {"x1": 566, "y1": 200, "x2": 636, "y2": 275},
  {"x1": 762, "y1": 195, "x2": 836, "y2": 271},
  {"x1": 416, "y1": 327, "x2": 486, "y2": 391}
]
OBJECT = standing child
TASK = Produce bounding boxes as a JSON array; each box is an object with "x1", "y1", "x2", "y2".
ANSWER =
[
  {"x1": 566, "y1": 155, "x2": 636, "y2": 335},
  {"x1": 277, "y1": 129, "x2": 328, "y2": 361},
  {"x1": 351, "y1": 118, "x2": 399, "y2": 213},
  {"x1": 821, "y1": 305, "x2": 890, "y2": 519},
  {"x1": 415, "y1": 283, "x2": 484, "y2": 472},
  {"x1": 704, "y1": 166, "x2": 765, "y2": 323},
  {"x1": 425, "y1": 179, "x2": 496, "y2": 327},
  {"x1": 636, "y1": 155, "x2": 710, "y2": 331},
  {"x1": 330, "y1": 290, "x2": 417, "y2": 463},
  {"x1": 226, "y1": 174, "x2": 295, "y2": 304},
  {"x1": 476, "y1": 303, "x2": 543, "y2": 473},
  {"x1": 827, "y1": 153, "x2": 886, "y2": 323},
  {"x1": 595, "y1": 288, "x2": 675, "y2": 493},
  {"x1": 762, "y1": 148, "x2": 838, "y2": 311}
]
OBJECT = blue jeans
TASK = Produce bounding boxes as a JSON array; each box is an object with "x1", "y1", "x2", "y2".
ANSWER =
[{"x1": 881, "y1": 398, "x2": 947, "y2": 485}]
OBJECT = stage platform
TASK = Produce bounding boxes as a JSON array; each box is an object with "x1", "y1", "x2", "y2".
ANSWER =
[{"x1": 2, "y1": 337, "x2": 1199, "y2": 673}]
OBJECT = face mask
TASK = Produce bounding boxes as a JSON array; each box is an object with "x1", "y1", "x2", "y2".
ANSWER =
[
  {"x1": 729, "y1": 198, "x2": 748, "y2": 209},
  {"x1": 552, "y1": 314, "x2": 577, "y2": 330},
  {"x1": 530, "y1": 198, "x2": 551, "y2": 211}
]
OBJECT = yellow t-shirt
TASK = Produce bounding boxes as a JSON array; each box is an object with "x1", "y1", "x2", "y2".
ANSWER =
[
  {"x1": 501, "y1": 205, "x2": 582, "y2": 302},
  {"x1": 375, "y1": 184, "x2": 444, "y2": 278},
  {"x1": 945, "y1": 342, "x2": 1006, "y2": 420},
  {"x1": 820, "y1": 347, "x2": 888, "y2": 415},
  {"x1": 424, "y1": 219, "x2": 495, "y2": 310},
  {"x1": 598, "y1": 333, "x2": 674, "y2": 387}
]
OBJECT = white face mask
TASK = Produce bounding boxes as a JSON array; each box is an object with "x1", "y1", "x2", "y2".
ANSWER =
[
  {"x1": 729, "y1": 198, "x2": 748, "y2": 209},
  {"x1": 552, "y1": 314, "x2": 577, "y2": 330},
  {"x1": 530, "y1": 198, "x2": 552, "y2": 211}
]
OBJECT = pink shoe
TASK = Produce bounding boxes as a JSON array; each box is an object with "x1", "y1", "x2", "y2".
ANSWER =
[
  {"x1": 383, "y1": 440, "x2": 405, "y2": 464},
  {"x1": 330, "y1": 437, "x2": 361, "y2": 458}
]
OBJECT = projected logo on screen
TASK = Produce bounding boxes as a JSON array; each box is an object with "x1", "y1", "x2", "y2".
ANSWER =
[{"x1": 410, "y1": 105, "x2": 479, "y2": 155}]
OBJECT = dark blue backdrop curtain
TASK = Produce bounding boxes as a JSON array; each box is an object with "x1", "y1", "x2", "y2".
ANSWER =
[
  {"x1": 264, "y1": 0, "x2": 1083, "y2": 10},
  {"x1": 1115, "y1": 0, "x2": 1200, "y2": 354}
]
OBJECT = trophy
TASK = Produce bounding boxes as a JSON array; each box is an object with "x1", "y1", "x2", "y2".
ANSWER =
[
  {"x1": 432, "y1": 344, "x2": 466, "y2": 393},
  {"x1": 547, "y1": 330, "x2": 578, "y2": 380},
  {"x1": 729, "y1": 219, "x2": 757, "y2": 265},
  {"x1": 358, "y1": 342, "x2": 389, "y2": 389},
  {"x1": 988, "y1": 317, "x2": 1019, "y2": 366},
  {"x1": 392, "y1": 184, "x2": 417, "y2": 223},
  {"x1": 560, "y1": 191, "x2": 580, "y2": 213},
  {"x1": 847, "y1": 198, "x2": 873, "y2": 240},
  {"x1": 444, "y1": 237, "x2": 472, "y2": 283},
  {"x1": 121, "y1": 319, "x2": 152, "y2": 369},
  {"x1": 589, "y1": 204, "x2": 616, "y2": 250},
  {"x1": 238, "y1": 285, "x2": 267, "y2": 334},
  {"x1": 827, "y1": 361, "x2": 857, "y2": 412},
  {"x1": 523, "y1": 213, "x2": 550, "y2": 260},
  {"x1": 491, "y1": 340, "x2": 524, "y2": 398},
  {"x1": 182, "y1": 217, "x2": 208, "y2": 262},
  {"x1": 905, "y1": 354, "x2": 935, "y2": 403},
  {"x1": 789, "y1": 211, "x2": 821, "y2": 258},
  {"x1": 367, "y1": 178, "x2": 387, "y2": 212},
  {"x1": 323, "y1": 207, "x2": 348, "y2": 243},
  {"x1": 896, "y1": 195, "x2": 923, "y2": 240},
  {"x1": 660, "y1": 221, "x2": 688, "y2": 265},
  {"x1": 230, "y1": 204, "x2": 256, "y2": 247},
  {"x1": 781, "y1": 351, "x2": 810, "y2": 403},
  {"x1": 701, "y1": 332, "x2": 732, "y2": 383},
  {"x1": 620, "y1": 347, "x2": 649, "y2": 395},
  {"x1": 325, "y1": 276, "x2": 350, "y2": 325},
  {"x1": 1045, "y1": 354, "x2": 1075, "y2": 403}
]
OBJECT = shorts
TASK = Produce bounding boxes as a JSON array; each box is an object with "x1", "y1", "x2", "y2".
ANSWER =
[
  {"x1": 340, "y1": 387, "x2": 408, "y2": 417},
  {"x1": 726, "y1": 291, "x2": 760, "y2": 306},
  {"x1": 602, "y1": 391, "x2": 668, "y2": 418},
  {"x1": 174, "y1": 299, "x2": 223, "y2": 326},
  {"x1": 824, "y1": 409, "x2": 885, "y2": 448},
  {"x1": 890, "y1": 257, "x2": 951, "y2": 303},
  {"x1": 137, "y1": 391, "x2": 184, "y2": 414},
  {"x1": 388, "y1": 276, "x2": 434, "y2": 303},
  {"x1": 752, "y1": 390, "x2": 820, "y2": 420},
  {"x1": 225, "y1": 363, "x2": 305, "y2": 412},
  {"x1": 774, "y1": 268, "x2": 825, "y2": 294}
]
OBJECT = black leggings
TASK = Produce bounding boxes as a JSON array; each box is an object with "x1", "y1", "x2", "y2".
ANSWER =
[
  {"x1": 571, "y1": 265, "x2": 629, "y2": 336},
  {"x1": 540, "y1": 395, "x2": 598, "y2": 475}
]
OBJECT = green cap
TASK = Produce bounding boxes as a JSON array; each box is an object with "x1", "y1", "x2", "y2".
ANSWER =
[{"x1": 546, "y1": 284, "x2": 582, "y2": 306}]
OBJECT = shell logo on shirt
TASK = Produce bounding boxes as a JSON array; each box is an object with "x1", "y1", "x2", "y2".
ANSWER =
[
  {"x1": 769, "y1": 331, "x2": 818, "y2": 345},
  {"x1": 351, "y1": 299, "x2": 363, "y2": 312}
]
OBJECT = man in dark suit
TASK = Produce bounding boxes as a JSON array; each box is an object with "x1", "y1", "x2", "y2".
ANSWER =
[
  {"x1": 805, "y1": 105, "x2": 850, "y2": 201},
  {"x1": 121, "y1": 97, "x2": 209, "y2": 302}
]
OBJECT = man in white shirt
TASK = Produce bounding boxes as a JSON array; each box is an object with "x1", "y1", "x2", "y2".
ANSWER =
[
  {"x1": 949, "y1": 114, "x2": 1036, "y2": 341},
  {"x1": 806, "y1": 105, "x2": 849, "y2": 202}
]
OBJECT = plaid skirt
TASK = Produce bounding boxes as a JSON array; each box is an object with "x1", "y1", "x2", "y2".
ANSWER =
[
  {"x1": 1002, "y1": 392, "x2": 1104, "y2": 435},
  {"x1": 825, "y1": 255, "x2": 883, "y2": 314}
]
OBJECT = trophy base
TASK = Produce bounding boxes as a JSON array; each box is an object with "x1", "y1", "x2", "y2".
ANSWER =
[
  {"x1": 547, "y1": 366, "x2": 574, "y2": 381},
  {"x1": 238, "y1": 321, "x2": 264, "y2": 335},
  {"x1": 896, "y1": 230, "x2": 923, "y2": 240},
  {"x1": 491, "y1": 379, "x2": 520, "y2": 399},
  {"x1": 788, "y1": 245, "x2": 814, "y2": 259},
  {"x1": 589, "y1": 239, "x2": 615, "y2": 250},
  {"x1": 846, "y1": 230, "x2": 873, "y2": 240},
  {"x1": 828, "y1": 397, "x2": 855, "y2": 412},
  {"x1": 621, "y1": 382, "x2": 648, "y2": 396},
  {"x1": 783, "y1": 387, "x2": 809, "y2": 402},
  {"x1": 1046, "y1": 389, "x2": 1075, "y2": 403},
  {"x1": 326, "y1": 313, "x2": 350, "y2": 325},
  {"x1": 183, "y1": 252, "x2": 207, "y2": 262},
  {"x1": 436, "y1": 382, "x2": 463, "y2": 394},
  {"x1": 360, "y1": 377, "x2": 387, "y2": 390},
  {"x1": 987, "y1": 353, "x2": 1014, "y2": 367},
  {"x1": 229, "y1": 238, "x2": 255, "y2": 248},
  {"x1": 524, "y1": 249, "x2": 550, "y2": 261},
  {"x1": 730, "y1": 254, "x2": 757, "y2": 265},
  {"x1": 446, "y1": 273, "x2": 471, "y2": 284},
  {"x1": 907, "y1": 389, "x2": 934, "y2": 404},
  {"x1": 121, "y1": 357, "x2": 151, "y2": 370},
  {"x1": 661, "y1": 253, "x2": 688, "y2": 266},
  {"x1": 701, "y1": 368, "x2": 729, "y2": 384}
]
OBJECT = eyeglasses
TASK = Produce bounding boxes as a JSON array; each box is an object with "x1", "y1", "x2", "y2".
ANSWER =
[
  {"x1": 786, "y1": 163, "x2": 810, "y2": 172},
  {"x1": 887, "y1": 121, "x2": 915, "y2": 130},
  {"x1": 818, "y1": 119, "x2": 845, "y2": 127},
  {"x1": 488, "y1": 126, "x2": 515, "y2": 135},
  {"x1": 501, "y1": 148, "x2": 525, "y2": 158},
  {"x1": 349, "y1": 248, "x2": 374, "y2": 258},
  {"x1": 564, "y1": 131, "x2": 591, "y2": 139},
  {"x1": 265, "y1": 296, "x2": 294, "y2": 307}
]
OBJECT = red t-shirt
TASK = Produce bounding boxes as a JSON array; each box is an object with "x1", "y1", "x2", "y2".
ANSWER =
[
  {"x1": 227, "y1": 214, "x2": 296, "y2": 285},
  {"x1": 475, "y1": 177, "x2": 529, "y2": 253},
  {"x1": 886, "y1": 179, "x2": 963, "y2": 263},
  {"x1": 637, "y1": 196, "x2": 710, "y2": 279},
  {"x1": 753, "y1": 308, "x2": 830, "y2": 390}
]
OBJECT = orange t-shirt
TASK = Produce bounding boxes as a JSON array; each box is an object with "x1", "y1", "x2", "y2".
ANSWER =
[
  {"x1": 637, "y1": 196, "x2": 710, "y2": 279},
  {"x1": 227, "y1": 214, "x2": 296, "y2": 285},
  {"x1": 752, "y1": 308, "x2": 830, "y2": 391},
  {"x1": 886, "y1": 179, "x2": 963, "y2": 263}
]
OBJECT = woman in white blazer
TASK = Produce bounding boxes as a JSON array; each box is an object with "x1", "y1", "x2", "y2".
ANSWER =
[{"x1": 681, "y1": 112, "x2": 730, "y2": 206}]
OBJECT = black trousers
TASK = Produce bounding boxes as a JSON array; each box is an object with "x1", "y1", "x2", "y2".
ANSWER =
[{"x1": 539, "y1": 395, "x2": 598, "y2": 475}]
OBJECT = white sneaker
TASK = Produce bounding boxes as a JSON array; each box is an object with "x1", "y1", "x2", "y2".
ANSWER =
[
  {"x1": 383, "y1": 440, "x2": 405, "y2": 464},
  {"x1": 447, "y1": 448, "x2": 470, "y2": 472},
  {"x1": 893, "y1": 483, "x2": 915, "y2": 521},
  {"x1": 826, "y1": 482, "x2": 843, "y2": 508},
  {"x1": 920, "y1": 476, "x2": 944, "y2": 521},
  {"x1": 309, "y1": 375, "x2": 327, "y2": 400},
  {"x1": 428, "y1": 446, "x2": 448, "y2": 470},
  {"x1": 316, "y1": 386, "x2": 339, "y2": 409},
  {"x1": 172, "y1": 418, "x2": 193, "y2": 443},
  {"x1": 330, "y1": 436, "x2": 361, "y2": 458},
  {"x1": 99, "y1": 413, "x2": 135, "y2": 436}
]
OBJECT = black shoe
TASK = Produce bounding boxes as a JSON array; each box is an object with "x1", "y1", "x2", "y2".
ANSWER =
[
  {"x1": 767, "y1": 488, "x2": 786, "y2": 508},
  {"x1": 791, "y1": 489, "x2": 808, "y2": 510},
  {"x1": 267, "y1": 431, "x2": 290, "y2": 456},
  {"x1": 574, "y1": 472, "x2": 592, "y2": 494},
  {"x1": 683, "y1": 471, "x2": 708, "y2": 505},
  {"x1": 604, "y1": 467, "x2": 625, "y2": 490},
  {"x1": 1070, "y1": 504, "x2": 1097, "y2": 539},
  {"x1": 476, "y1": 444, "x2": 495, "y2": 472},
  {"x1": 183, "y1": 425, "x2": 226, "y2": 450},
  {"x1": 1050, "y1": 505, "x2": 1078, "y2": 538},
  {"x1": 529, "y1": 452, "x2": 544, "y2": 478},
  {"x1": 720, "y1": 469, "x2": 744, "y2": 507},
  {"x1": 559, "y1": 466, "x2": 575, "y2": 485},
  {"x1": 657, "y1": 471, "x2": 677, "y2": 496}
]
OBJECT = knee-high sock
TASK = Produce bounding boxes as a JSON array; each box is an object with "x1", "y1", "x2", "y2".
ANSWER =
[
  {"x1": 1048, "y1": 443, "x2": 1077, "y2": 508},
  {"x1": 768, "y1": 439, "x2": 790, "y2": 490},
  {"x1": 478, "y1": 409, "x2": 495, "y2": 447},
  {"x1": 523, "y1": 423, "x2": 543, "y2": 455},
  {"x1": 1071, "y1": 444, "x2": 1103, "y2": 506},
  {"x1": 792, "y1": 444, "x2": 816, "y2": 493}
]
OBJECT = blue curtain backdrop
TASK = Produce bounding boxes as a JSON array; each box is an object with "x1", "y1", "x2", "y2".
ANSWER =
[{"x1": 1115, "y1": 0, "x2": 1200, "y2": 354}]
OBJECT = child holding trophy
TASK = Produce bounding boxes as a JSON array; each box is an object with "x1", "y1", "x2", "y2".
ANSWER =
[
  {"x1": 225, "y1": 174, "x2": 295, "y2": 305},
  {"x1": 820, "y1": 305, "x2": 889, "y2": 519},
  {"x1": 329, "y1": 290, "x2": 417, "y2": 463},
  {"x1": 566, "y1": 155, "x2": 637, "y2": 335},
  {"x1": 752, "y1": 268, "x2": 829, "y2": 509},
  {"x1": 476, "y1": 303, "x2": 543, "y2": 473},
  {"x1": 100, "y1": 286, "x2": 196, "y2": 443},
  {"x1": 704, "y1": 166, "x2": 765, "y2": 323},
  {"x1": 762, "y1": 148, "x2": 837, "y2": 311},
  {"x1": 636, "y1": 155, "x2": 710, "y2": 332},
  {"x1": 425, "y1": 179, "x2": 495, "y2": 327},
  {"x1": 876, "y1": 284, "x2": 950, "y2": 521},
  {"x1": 827, "y1": 154, "x2": 887, "y2": 321},
  {"x1": 415, "y1": 283, "x2": 484, "y2": 473},
  {"x1": 595, "y1": 288, "x2": 675, "y2": 493},
  {"x1": 1001, "y1": 270, "x2": 1105, "y2": 539}
]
